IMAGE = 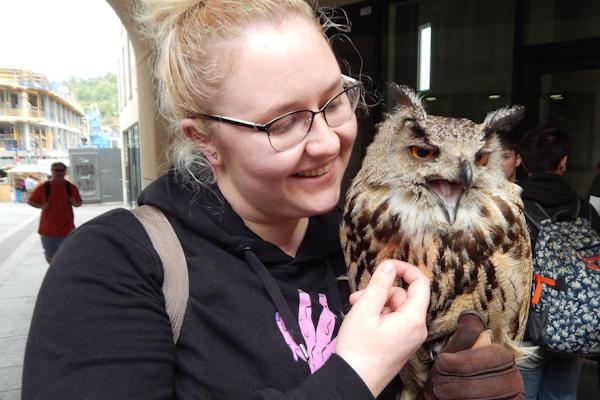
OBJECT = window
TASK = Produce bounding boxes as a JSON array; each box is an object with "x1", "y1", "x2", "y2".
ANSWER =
[
  {"x1": 418, "y1": 23, "x2": 432, "y2": 92},
  {"x1": 10, "y1": 93, "x2": 19, "y2": 109},
  {"x1": 525, "y1": 0, "x2": 600, "y2": 45},
  {"x1": 386, "y1": 0, "x2": 516, "y2": 121}
]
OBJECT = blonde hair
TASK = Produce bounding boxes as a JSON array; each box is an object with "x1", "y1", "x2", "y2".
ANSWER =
[{"x1": 137, "y1": 0, "x2": 347, "y2": 186}]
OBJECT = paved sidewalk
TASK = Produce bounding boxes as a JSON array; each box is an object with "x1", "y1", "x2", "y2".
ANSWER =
[{"x1": 0, "y1": 202, "x2": 126, "y2": 400}]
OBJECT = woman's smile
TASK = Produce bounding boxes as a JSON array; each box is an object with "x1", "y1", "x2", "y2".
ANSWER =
[{"x1": 294, "y1": 162, "x2": 332, "y2": 178}]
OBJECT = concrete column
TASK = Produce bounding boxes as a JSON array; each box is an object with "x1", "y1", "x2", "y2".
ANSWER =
[
  {"x1": 52, "y1": 100, "x2": 57, "y2": 122},
  {"x1": 107, "y1": 0, "x2": 169, "y2": 187},
  {"x1": 19, "y1": 91, "x2": 29, "y2": 118},
  {"x1": 21, "y1": 122, "x2": 31, "y2": 151},
  {"x1": 44, "y1": 96, "x2": 50, "y2": 118}
]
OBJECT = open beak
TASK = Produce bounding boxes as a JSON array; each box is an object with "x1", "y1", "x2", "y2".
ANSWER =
[{"x1": 425, "y1": 160, "x2": 473, "y2": 224}]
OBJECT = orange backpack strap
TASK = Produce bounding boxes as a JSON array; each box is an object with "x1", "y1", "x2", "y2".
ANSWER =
[{"x1": 531, "y1": 274, "x2": 556, "y2": 305}]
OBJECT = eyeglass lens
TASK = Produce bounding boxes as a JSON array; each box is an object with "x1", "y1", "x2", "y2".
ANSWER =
[{"x1": 267, "y1": 85, "x2": 360, "y2": 151}]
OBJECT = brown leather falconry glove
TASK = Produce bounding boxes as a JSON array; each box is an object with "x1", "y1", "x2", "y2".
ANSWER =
[{"x1": 419, "y1": 311, "x2": 525, "y2": 400}]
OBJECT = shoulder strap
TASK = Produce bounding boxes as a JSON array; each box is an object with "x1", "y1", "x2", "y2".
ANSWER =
[
  {"x1": 44, "y1": 180, "x2": 73, "y2": 200},
  {"x1": 577, "y1": 197, "x2": 591, "y2": 221},
  {"x1": 571, "y1": 197, "x2": 581, "y2": 219},
  {"x1": 522, "y1": 199, "x2": 551, "y2": 231},
  {"x1": 130, "y1": 205, "x2": 189, "y2": 344},
  {"x1": 44, "y1": 181, "x2": 50, "y2": 200}
]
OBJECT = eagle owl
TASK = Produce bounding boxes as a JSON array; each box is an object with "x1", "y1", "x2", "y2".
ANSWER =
[{"x1": 340, "y1": 84, "x2": 532, "y2": 399}]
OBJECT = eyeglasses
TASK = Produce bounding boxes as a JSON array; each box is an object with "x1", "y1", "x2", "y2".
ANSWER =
[
  {"x1": 52, "y1": 169, "x2": 65, "y2": 173},
  {"x1": 189, "y1": 78, "x2": 362, "y2": 152}
]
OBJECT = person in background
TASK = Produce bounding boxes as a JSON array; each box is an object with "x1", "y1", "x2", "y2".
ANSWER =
[
  {"x1": 499, "y1": 133, "x2": 522, "y2": 183},
  {"x1": 22, "y1": 1, "x2": 523, "y2": 399},
  {"x1": 517, "y1": 126, "x2": 600, "y2": 400},
  {"x1": 27, "y1": 162, "x2": 82, "y2": 264},
  {"x1": 15, "y1": 178, "x2": 26, "y2": 202},
  {"x1": 24, "y1": 175, "x2": 37, "y2": 201}
]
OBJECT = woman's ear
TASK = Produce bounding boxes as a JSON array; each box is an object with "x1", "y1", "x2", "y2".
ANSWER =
[{"x1": 180, "y1": 118, "x2": 222, "y2": 166}]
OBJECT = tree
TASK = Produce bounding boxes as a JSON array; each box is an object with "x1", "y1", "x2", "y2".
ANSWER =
[{"x1": 66, "y1": 74, "x2": 118, "y2": 127}]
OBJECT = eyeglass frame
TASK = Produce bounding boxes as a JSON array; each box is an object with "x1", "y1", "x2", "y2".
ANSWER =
[{"x1": 187, "y1": 75, "x2": 363, "y2": 151}]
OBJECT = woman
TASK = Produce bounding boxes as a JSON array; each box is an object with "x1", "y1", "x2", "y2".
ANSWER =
[{"x1": 22, "y1": 1, "x2": 522, "y2": 399}]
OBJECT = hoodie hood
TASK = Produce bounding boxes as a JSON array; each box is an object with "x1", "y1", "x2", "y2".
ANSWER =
[
  {"x1": 520, "y1": 172, "x2": 578, "y2": 209},
  {"x1": 138, "y1": 171, "x2": 347, "y2": 363},
  {"x1": 137, "y1": 170, "x2": 342, "y2": 269}
]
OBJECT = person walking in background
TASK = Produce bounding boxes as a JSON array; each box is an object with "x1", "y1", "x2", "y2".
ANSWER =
[
  {"x1": 15, "y1": 178, "x2": 27, "y2": 202},
  {"x1": 24, "y1": 175, "x2": 37, "y2": 202},
  {"x1": 517, "y1": 126, "x2": 600, "y2": 400},
  {"x1": 27, "y1": 162, "x2": 82, "y2": 264}
]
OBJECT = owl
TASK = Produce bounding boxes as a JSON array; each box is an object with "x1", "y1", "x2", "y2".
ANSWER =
[{"x1": 340, "y1": 84, "x2": 532, "y2": 399}]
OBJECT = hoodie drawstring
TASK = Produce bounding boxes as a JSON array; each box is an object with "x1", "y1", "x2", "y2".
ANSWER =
[
  {"x1": 325, "y1": 260, "x2": 346, "y2": 320},
  {"x1": 242, "y1": 247, "x2": 345, "y2": 361}
]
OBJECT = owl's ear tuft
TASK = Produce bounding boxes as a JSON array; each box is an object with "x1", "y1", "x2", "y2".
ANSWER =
[
  {"x1": 482, "y1": 105, "x2": 525, "y2": 138},
  {"x1": 388, "y1": 83, "x2": 427, "y2": 120}
]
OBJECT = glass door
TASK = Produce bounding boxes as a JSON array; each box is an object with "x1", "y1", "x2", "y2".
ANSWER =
[{"x1": 123, "y1": 124, "x2": 141, "y2": 207}]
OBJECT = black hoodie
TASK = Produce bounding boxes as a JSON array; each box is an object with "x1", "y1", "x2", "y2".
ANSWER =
[
  {"x1": 22, "y1": 171, "x2": 382, "y2": 400},
  {"x1": 520, "y1": 172, "x2": 600, "y2": 244}
]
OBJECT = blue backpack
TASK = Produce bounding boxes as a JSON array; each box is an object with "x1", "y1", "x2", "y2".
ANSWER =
[{"x1": 524, "y1": 199, "x2": 600, "y2": 355}]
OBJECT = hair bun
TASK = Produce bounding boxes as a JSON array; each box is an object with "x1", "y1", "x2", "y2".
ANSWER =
[{"x1": 137, "y1": 0, "x2": 205, "y2": 41}]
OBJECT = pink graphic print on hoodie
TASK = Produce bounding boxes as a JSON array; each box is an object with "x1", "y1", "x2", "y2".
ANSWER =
[{"x1": 275, "y1": 289, "x2": 337, "y2": 373}]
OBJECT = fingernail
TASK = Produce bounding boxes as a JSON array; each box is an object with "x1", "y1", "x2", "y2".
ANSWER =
[{"x1": 382, "y1": 261, "x2": 394, "y2": 273}]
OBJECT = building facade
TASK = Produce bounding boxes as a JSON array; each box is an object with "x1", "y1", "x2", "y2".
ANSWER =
[
  {"x1": 86, "y1": 109, "x2": 121, "y2": 149},
  {"x1": 117, "y1": 25, "x2": 142, "y2": 206},
  {"x1": 0, "y1": 69, "x2": 87, "y2": 168}
]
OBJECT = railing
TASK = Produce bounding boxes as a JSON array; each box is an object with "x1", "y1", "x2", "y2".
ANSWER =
[
  {"x1": 0, "y1": 138, "x2": 18, "y2": 149},
  {"x1": 0, "y1": 107, "x2": 23, "y2": 117},
  {"x1": 0, "y1": 106, "x2": 47, "y2": 119}
]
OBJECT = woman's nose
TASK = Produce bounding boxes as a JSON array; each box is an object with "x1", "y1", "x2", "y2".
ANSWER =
[{"x1": 304, "y1": 113, "x2": 340, "y2": 155}]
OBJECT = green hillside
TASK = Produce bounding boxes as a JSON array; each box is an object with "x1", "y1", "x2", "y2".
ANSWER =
[{"x1": 66, "y1": 73, "x2": 118, "y2": 126}]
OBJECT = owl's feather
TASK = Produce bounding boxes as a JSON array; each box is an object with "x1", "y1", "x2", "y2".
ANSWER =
[{"x1": 341, "y1": 85, "x2": 532, "y2": 399}]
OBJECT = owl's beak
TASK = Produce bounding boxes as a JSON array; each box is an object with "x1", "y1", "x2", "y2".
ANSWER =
[
  {"x1": 426, "y1": 160, "x2": 472, "y2": 225},
  {"x1": 459, "y1": 159, "x2": 473, "y2": 194},
  {"x1": 425, "y1": 179, "x2": 463, "y2": 224}
]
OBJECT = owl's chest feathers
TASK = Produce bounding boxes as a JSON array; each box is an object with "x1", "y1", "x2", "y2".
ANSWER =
[
  {"x1": 373, "y1": 220, "x2": 499, "y2": 309},
  {"x1": 344, "y1": 187, "x2": 526, "y2": 313},
  {"x1": 363, "y1": 198, "x2": 514, "y2": 318}
]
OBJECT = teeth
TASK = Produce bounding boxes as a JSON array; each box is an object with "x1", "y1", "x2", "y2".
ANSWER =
[{"x1": 297, "y1": 163, "x2": 331, "y2": 177}]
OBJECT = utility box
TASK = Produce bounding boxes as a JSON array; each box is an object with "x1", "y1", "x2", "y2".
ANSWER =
[{"x1": 69, "y1": 148, "x2": 123, "y2": 203}]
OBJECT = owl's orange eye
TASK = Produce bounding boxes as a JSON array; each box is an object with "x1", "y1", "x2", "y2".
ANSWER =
[
  {"x1": 409, "y1": 146, "x2": 438, "y2": 160},
  {"x1": 475, "y1": 152, "x2": 490, "y2": 166}
]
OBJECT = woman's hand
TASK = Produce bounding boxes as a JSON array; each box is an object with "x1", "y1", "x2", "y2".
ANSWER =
[{"x1": 335, "y1": 260, "x2": 430, "y2": 397}]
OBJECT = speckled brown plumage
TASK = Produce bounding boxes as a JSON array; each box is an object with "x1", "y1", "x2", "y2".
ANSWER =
[{"x1": 340, "y1": 84, "x2": 532, "y2": 400}]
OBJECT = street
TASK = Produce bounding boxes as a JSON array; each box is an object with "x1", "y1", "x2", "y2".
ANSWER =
[{"x1": 0, "y1": 202, "x2": 125, "y2": 400}]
